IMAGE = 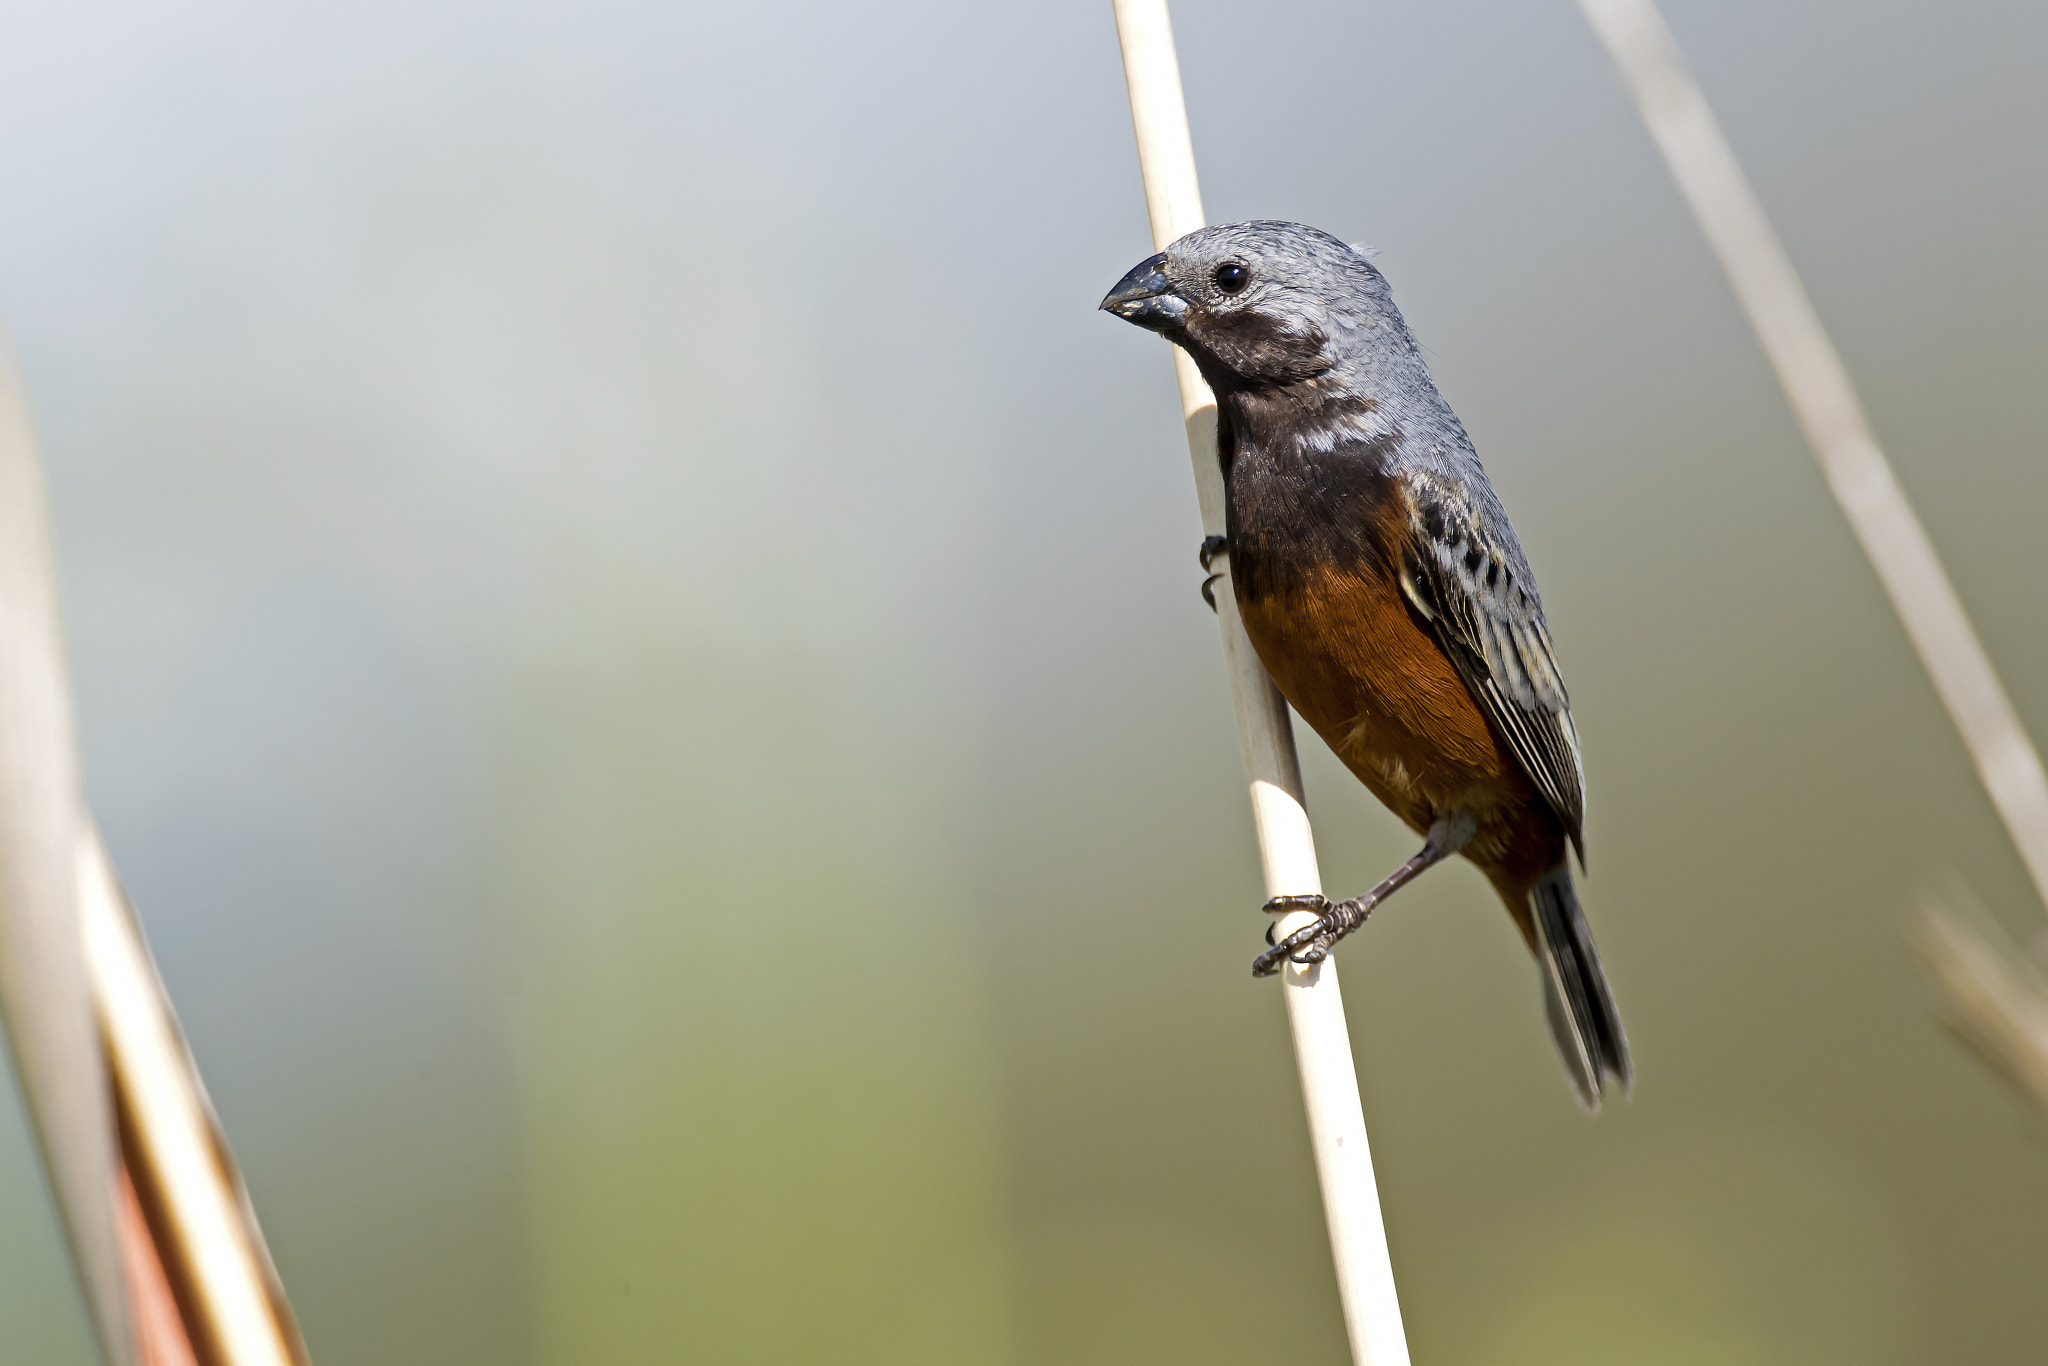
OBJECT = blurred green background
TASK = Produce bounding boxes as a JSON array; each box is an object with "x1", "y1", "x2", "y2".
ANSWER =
[{"x1": 1, "y1": 0, "x2": 2045, "y2": 1360}]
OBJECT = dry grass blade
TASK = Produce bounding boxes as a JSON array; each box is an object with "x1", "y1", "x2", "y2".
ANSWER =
[
  {"x1": 1578, "y1": 0, "x2": 2048, "y2": 1101},
  {"x1": 0, "y1": 334, "x2": 306, "y2": 1364},
  {"x1": 85, "y1": 829, "x2": 310, "y2": 1366},
  {"x1": 0, "y1": 338, "x2": 134, "y2": 1364},
  {"x1": 1910, "y1": 901, "x2": 2048, "y2": 1122},
  {"x1": 1109, "y1": 3, "x2": 1410, "y2": 1362}
]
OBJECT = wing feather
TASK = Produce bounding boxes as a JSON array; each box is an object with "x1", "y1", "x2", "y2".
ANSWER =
[{"x1": 1400, "y1": 482, "x2": 1586, "y2": 856}]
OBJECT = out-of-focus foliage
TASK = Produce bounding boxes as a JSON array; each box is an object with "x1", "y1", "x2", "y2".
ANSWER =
[{"x1": 0, "y1": 0, "x2": 2044, "y2": 1361}]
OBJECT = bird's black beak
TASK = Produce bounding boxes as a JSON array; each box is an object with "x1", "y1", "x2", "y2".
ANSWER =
[{"x1": 1099, "y1": 253, "x2": 1186, "y2": 333}]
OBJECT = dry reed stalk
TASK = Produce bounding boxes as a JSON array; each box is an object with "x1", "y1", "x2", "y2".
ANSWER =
[
  {"x1": 1579, "y1": 0, "x2": 2048, "y2": 1111},
  {"x1": 0, "y1": 336, "x2": 134, "y2": 1364},
  {"x1": 119, "y1": 1166, "x2": 200, "y2": 1366},
  {"x1": 0, "y1": 337, "x2": 306, "y2": 1362},
  {"x1": 85, "y1": 829, "x2": 309, "y2": 1366},
  {"x1": 1910, "y1": 902, "x2": 2048, "y2": 1122},
  {"x1": 1109, "y1": 3, "x2": 1410, "y2": 1361}
]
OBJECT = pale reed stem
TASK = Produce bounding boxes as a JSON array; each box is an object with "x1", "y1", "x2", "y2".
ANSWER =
[
  {"x1": 1580, "y1": 0, "x2": 2048, "y2": 1110},
  {"x1": 84, "y1": 828, "x2": 308, "y2": 1365},
  {"x1": 1579, "y1": 0, "x2": 2048, "y2": 912},
  {"x1": 0, "y1": 337, "x2": 134, "y2": 1365},
  {"x1": 1109, "y1": 4, "x2": 1410, "y2": 1361},
  {"x1": 0, "y1": 337, "x2": 306, "y2": 1362}
]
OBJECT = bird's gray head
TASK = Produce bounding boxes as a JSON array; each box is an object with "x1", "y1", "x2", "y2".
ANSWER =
[{"x1": 1099, "y1": 220, "x2": 1388, "y2": 392}]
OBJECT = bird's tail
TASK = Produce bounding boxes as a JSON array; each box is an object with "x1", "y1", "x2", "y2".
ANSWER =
[{"x1": 1531, "y1": 865, "x2": 1632, "y2": 1112}]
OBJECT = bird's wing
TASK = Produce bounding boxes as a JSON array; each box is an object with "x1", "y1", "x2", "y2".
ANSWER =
[{"x1": 1398, "y1": 479, "x2": 1586, "y2": 856}]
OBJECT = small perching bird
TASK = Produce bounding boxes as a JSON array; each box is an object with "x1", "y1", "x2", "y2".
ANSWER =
[{"x1": 1102, "y1": 220, "x2": 1631, "y2": 1110}]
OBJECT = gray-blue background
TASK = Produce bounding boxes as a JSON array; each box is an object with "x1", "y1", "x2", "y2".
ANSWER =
[{"x1": 0, "y1": 0, "x2": 2043, "y2": 1360}]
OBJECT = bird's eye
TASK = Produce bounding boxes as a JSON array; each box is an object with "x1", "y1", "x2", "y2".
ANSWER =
[{"x1": 1214, "y1": 262, "x2": 1249, "y2": 294}]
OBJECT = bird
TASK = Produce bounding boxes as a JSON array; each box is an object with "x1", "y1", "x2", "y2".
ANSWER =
[{"x1": 1100, "y1": 220, "x2": 1630, "y2": 1110}]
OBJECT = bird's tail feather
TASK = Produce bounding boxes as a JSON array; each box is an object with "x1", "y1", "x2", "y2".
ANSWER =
[{"x1": 1531, "y1": 866, "x2": 1632, "y2": 1112}]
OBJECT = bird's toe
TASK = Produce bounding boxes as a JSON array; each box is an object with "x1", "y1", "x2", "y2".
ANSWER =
[{"x1": 1251, "y1": 896, "x2": 1369, "y2": 976}]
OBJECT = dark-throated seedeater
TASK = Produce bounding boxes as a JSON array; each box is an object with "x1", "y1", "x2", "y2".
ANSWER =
[{"x1": 1103, "y1": 220, "x2": 1630, "y2": 1110}]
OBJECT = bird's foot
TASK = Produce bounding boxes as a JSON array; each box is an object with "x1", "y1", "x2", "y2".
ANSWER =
[
  {"x1": 1253, "y1": 893, "x2": 1371, "y2": 977},
  {"x1": 1198, "y1": 535, "x2": 1228, "y2": 611}
]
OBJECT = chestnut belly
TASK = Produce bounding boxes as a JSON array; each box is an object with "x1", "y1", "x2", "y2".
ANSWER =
[{"x1": 1235, "y1": 561, "x2": 1565, "y2": 886}]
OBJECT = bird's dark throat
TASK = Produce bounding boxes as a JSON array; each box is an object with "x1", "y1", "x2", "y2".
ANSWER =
[
  {"x1": 1212, "y1": 388, "x2": 1406, "y2": 604},
  {"x1": 1181, "y1": 308, "x2": 1333, "y2": 387}
]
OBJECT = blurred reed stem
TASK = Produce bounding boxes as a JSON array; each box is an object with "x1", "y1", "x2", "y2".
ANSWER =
[
  {"x1": 1910, "y1": 902, "x2": 2048, "y2": 1123},
  {"x1": 0, "y1": 333, "x2": 133, "y2": 1365},
  {"x1": 84, "y1": 828, "x2": 309, "y2": 1366},
  {"x1": 0, "y1": 336, "x2": 306, "y2": 1363},
  {"x1": 1580, "y1": 0, "x2": 2048, "y2": 1114}
]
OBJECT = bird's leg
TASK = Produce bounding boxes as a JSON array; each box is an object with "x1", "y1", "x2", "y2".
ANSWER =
[
  {"x1": 1198, "y1": 534, "x2": 1228, "y2": 611},
  {"x1": 1253, "y1": 812, "x2": 1478, "y2": 977}
]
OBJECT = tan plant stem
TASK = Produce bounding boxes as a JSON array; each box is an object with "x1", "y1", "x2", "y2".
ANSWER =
[
  {"x1": 1109, "y1": 3, "x2": 1411, "y2": 1361},
  {"x1": 1580, "y1": 0, "x2": 2048, "y2": 1111},
  {"x1": 0, "y1": 337, "x2": 134, "y2": 1365},
  {"x1": 0, "y1": 335, "x2": 306, "y2": 1363}
]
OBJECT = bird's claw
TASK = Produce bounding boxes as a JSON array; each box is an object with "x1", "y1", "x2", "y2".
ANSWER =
[
  {"x1": 1199, "y1": 535, "x2": 1228, "y2": 612},
  {"x1": 1253, "y1": 894, "x2": 1370, "y2": 977}
]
